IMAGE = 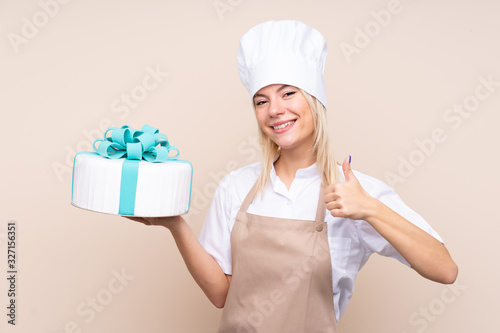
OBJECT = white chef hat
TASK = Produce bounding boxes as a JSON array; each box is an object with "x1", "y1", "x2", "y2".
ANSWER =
[{"x1": 237, "y1": 20, "x2": 328, "y2": 108}]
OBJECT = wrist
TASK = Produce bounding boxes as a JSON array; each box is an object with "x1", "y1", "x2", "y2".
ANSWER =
[
  {"x1": 364, "y1": 197, "x2": 385, "y2": 225},
  {"x1": 165, "y1": 215, "x2": 187, "y2": 232}
]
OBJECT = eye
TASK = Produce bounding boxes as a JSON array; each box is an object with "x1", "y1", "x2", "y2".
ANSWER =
[
  {"x1": 255, "y1": 100, "x2": 267, "y2": 106},
  {"x1": 283, "y1": 91, "x2": 296, "y2": 98}
]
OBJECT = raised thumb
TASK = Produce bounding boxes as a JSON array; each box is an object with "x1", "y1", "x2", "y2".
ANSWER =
[{"x1": 342, "y1": 155, "x2": 353, "y2": 182}]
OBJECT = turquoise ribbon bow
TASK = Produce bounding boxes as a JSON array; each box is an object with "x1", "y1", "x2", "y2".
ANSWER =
[
  {"x1": 92, "y1": 124, "x2": 180, "y2": 162},
  {"x1": 92, "y1": 125, "x2": 180, "y2": 215}
]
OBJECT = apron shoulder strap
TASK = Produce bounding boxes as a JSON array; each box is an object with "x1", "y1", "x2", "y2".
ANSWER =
[
  {"x1": 239, "y1": 182, "x2": 258, "y2": 213},
  {"x1": 315, "y1": 184, "x2": 327, "y2": 223}
]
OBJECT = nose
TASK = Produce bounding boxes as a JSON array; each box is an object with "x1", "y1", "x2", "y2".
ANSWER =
[{"x1": 268, "y1": 99, "x2": 285, "y2": 117}]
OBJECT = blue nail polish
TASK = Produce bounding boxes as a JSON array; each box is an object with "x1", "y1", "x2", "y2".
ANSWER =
[{"x1": 349, "y1": 155, "x2": 351, "y2": 163}]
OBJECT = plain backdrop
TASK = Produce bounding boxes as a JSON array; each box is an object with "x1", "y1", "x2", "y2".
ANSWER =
[{"x1": 2, "y1": 0, "x2": 499, "y2": 332}]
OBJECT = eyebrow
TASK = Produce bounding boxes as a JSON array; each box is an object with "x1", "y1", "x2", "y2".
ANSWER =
[{"x1": 253, "y1": 84, "x2": 291, "y2": 100}]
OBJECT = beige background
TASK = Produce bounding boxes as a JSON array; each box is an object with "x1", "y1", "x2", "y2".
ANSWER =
[{"x1": 2, "y1": 0, "x2": 498, "y2": 332}]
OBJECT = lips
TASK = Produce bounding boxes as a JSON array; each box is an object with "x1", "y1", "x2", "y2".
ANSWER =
[{"x1": 270, "y1": 120, "x2": 296, "y2": 130}]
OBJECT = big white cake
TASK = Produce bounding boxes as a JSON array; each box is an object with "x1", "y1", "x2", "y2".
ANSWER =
[{"x1": 72, "y1": 153, "x2": 192, "y2": 217}]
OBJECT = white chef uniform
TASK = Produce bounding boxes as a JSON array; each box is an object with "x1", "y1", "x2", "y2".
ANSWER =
[{"x1": 198, "y1": 161, "x2": 444, "y2": 322}]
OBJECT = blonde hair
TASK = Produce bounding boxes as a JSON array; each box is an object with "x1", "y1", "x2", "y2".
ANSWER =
[{"x1": 253, "y1": 89, "x2": 339, "y2": 195}]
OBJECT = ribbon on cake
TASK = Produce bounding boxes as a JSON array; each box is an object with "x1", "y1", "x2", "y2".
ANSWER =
[{"x1": 93, "y1": 124, "x2": 180, "y2": 215}]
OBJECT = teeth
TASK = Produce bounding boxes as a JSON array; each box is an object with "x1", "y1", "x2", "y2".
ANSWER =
[{"x1": 273, "y1": 120, "x2": 295, "y2": 130}]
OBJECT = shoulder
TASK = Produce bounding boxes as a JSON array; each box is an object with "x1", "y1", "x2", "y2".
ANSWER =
[
  {"x1": 227, "y1": 162, "x2": 262, "y2": 180},
  {"x1": 338, "y1": 164, "x2": 390, "y2": 196},
  {"x1": 219, "y1": 162, "x2": 262, "y2": 197}
]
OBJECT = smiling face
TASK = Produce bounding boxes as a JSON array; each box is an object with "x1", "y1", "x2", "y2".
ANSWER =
[{"x1": 253, "y1": 84, "x2": 315, "y2": 152}]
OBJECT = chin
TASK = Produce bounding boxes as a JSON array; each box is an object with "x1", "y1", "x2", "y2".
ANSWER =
[{"x1": 275, "y1": 141, "x2": 297, "y2": 150}]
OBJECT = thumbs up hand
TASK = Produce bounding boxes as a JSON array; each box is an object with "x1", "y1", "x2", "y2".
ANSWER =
[{"x1": 324, "y1": 156, "x2": 377, "y2": 221}]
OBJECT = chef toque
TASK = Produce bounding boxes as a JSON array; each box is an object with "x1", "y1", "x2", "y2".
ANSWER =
[{"x1": 237, "y1": 20, "x2": 328, "y2": 109}]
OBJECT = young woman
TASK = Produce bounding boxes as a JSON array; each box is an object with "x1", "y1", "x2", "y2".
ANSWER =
[{"x1": 127, "y1": 20, "x2": 458, "y2": 332}]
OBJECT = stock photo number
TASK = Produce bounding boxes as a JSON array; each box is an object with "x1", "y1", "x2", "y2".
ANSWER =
[{"x1": 7, "y1": 220, "x2": 17, "y2": 325}]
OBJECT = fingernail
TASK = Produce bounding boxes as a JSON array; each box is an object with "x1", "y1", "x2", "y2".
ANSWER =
[{"x1": 349, "y1": 155, "x2": 351, "y2": 164}]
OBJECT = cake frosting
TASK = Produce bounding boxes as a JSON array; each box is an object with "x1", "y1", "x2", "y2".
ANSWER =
[
  {"x1": 71, "y1": 125, "x2": 193, "y2": 217},
  {"x1": 72, "y1": 153, "x2": 192, "y2": 216}
]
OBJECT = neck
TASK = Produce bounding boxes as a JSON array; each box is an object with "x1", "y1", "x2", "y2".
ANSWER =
[{"x1": 274, "y1": 145, "x2": 316, "y2": 189}]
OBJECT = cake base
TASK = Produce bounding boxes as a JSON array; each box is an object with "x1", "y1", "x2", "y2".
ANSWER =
[{"x1": 71, "y1": 153, "x2": 192, "y2": 217}]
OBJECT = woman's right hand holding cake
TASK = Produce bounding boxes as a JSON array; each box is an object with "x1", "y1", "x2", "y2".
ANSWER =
[{"x1": 124, "y1": 215, "x2": 182, "y2": 228}]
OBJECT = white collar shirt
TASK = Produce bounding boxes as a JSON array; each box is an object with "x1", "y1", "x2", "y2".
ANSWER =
[{"x1": 198, "y1": 162, "x2": 443, "y2": 322}]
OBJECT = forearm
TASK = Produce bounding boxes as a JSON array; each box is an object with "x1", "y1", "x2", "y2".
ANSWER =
[
  {"x1": 167, "y1": 217, "x2": 231, "y2": 308},
  {"x1": 365, "y1": 199, "x2": 458, "y2": 284}
]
